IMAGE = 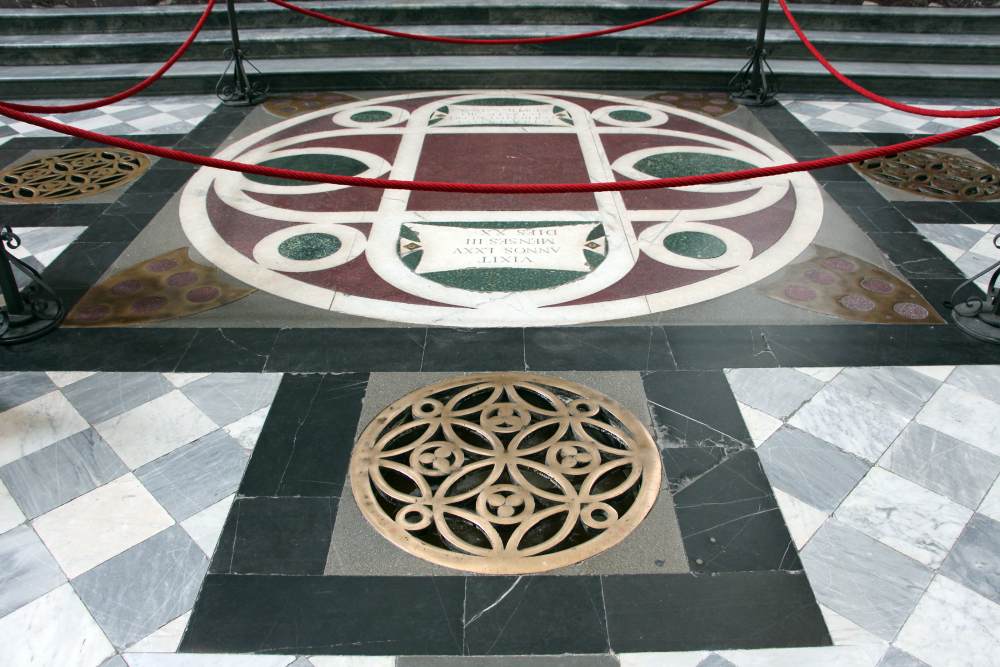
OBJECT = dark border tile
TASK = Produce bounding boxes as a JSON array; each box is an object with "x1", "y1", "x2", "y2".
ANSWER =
[
  {"x1": 266, "y1": 328, "x2": 426, "y2": 372},
  {"x1": 524, "y1": 326, "x2": 676, "y2": 370},
  {"x1": 421, "y1": 328, "x2": 526, "y2": 371}
]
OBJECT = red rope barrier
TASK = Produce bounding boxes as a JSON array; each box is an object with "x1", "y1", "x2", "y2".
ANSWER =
[
  {"x1": 267, "y1": 0, "x2": 721, "y2": 45},
  {"x1": 2, "y1": 100, "x2": 1000, "y2": 193},
  {"x1": 2, "y1": 0, "x2": 216, "y2": 114},
  {"x1": 779, "y1": 0, "x2": 1000, "y2": 119}
]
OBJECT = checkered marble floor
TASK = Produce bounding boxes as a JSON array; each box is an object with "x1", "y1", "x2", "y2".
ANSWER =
[
  {"x1": 729, "y1": 365, "x2": 1000, "y2": 667},
  {"x1": 6, "y1": 226, "x2": 87, "y2": 290},
  {"x1": 914, "y1": 224, "x2": 1000, "y2": 293},
  {"x1": 0, "y1": 96, "x2": 220, "y2": 146},
  {"x1": 782, "y1": 97, "x2": 1000, "y2": 146}
]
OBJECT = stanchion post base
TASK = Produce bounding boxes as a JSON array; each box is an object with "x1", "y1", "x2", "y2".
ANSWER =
[
  {"x1": 730, "y1": 49, "x2": 778, "y2": 107},
  {"x1": 216, "y1": 49, "x2": 268, "y2": 107},
  {"x1": 953, "y1": 296, "x2": 1000, "y2": 345},
  {"x1": 1, "y1": 288, "x2": 65, "y2": 345}
]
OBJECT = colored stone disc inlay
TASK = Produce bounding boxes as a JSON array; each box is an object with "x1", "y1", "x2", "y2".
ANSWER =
[
  {"x1": 350, "y1": 373, "x2": 662, "y2": 574},
  {"x1": 179, "y1": 90, "x2": 823, "y2": 326}
]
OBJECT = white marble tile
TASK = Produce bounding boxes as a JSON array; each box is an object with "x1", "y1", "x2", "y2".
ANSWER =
[
  {"x1": 947, "y1": 365, "x2": 1000, "y2": 407},
  {"x1": 180, "y1": 494, "x2": 233, "y2": 556},
  {"x1": 124, "y1": 654, "x2": 297, "y2": 667},
  {"x1": 907, "y1": 365, "x2": 954, "y2": 383},
  {"x1": 835, "y1": 467, "x2": 972, "y2": 568},
  {"x1": 222, "y1": 406, "x2": 269, "y2": 450},
  {"x1": 736, "y1": 402, "x2": 782, "y2": 447},
  {"x1": 32, "y1": 473, "x2": 173, "y2": 578},
  {"x1": 46, "y1": 371, "x2": 96, "y2": 388},
  {"x1": 970, "y1": 233, "x2": 1000, "y2": 261},
  {"x1": 619, "y1": 653, "x2": 708, "y2": 667},
  {"x1": 790, "y1": 384, "x2": 911, "y2": 462},
  {"x1": 895, "y1": 575, "x2": 1000, "y2": 667},
  {"x1": 161, "y1": 373, "x2": 210, "y2": 388},
  {"x1": 0, "y1": 391, "x2": 89, "y2": 467},
  {"x1": 125, "y1": 612, "x2": 189, "y2": 653},
  {"x1": 0, "y1": 478, "x2": 24, "y2": 534},
  {"x1": 819, "y1": 605, "x2": 887, "y2": 649},
  {"x1": 180, "y1": 373, "x2": 281, "y2": 428},
  {"x1": 726, "y1": 368, "x2": 823, "y2": 419},
  {"x1": 310, "y1": 659, "x2": 397, "y2": 667},
  {"x1": 916, "y1": 384, "x2": 1000, "y2": 457},
  {"x1": 980, "y1": 477, "x2": 1000, "y2": 522},
  {"x1": 829, "y1": 367, "x2": 939, "y2": 421},
  {"x1": 95, "y1": 392, "x2": 217, "y2": 469},
  {"x1": 716, "y1": 646, "x2": 884, "y2": 667},
  {"x1": 795, "y1": 367, "x2": 843, "y2": 383},
  {"x1": 773, "y1": 488, "x2": 828, "y2": 550},
  {"x1": 0, "y1": 583, "x2": 115, "y2": 667}
]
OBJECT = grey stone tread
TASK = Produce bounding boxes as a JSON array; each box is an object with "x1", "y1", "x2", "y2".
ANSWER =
[
  {"x1": 2, "y1": 56, "x2": 998, "y2": 81},
  {"x1": 7, "y1": 26, "x2": 1000, "y2": 48}
]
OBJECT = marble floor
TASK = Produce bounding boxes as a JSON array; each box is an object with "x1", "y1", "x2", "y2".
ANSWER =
[{"x1": 1, "y1": 90, "x2": 999, "y2": 667}]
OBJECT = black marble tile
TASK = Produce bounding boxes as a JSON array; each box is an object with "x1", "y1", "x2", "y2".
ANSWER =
[
  {"x1": 778, "y1": 130, "x2": 834, "y2": 160},
  {"x1": 824, "y1": 181, "x2": 888, "y2": 208},
  {"x1": 2, "y1": 203, "x2": 108, "y2": 228},
  {"x1": 862, "y1": 132, "x2": 915, "y2": 146},
  {"x1": 0, "y1": 327, "x2": 198, "y2": 372},
  {"x1": 660, "y1": 446, "x2": 732, "y2": 495},
  {"x1": 3, "y1": 136, "x2": 74, "y2": 149},
  {"x1": 421, "y1": 327, "x2": 526, "y2": 371},
  {"x1": 523, "y1": 326, "x2": 676, "y2": 370},
  {"x1": 175, "y1": 328, "x2": 278, "y2": 373},
  {"x1": 817, "y1": 131, "x2": 874, "y2": 147},
  {"x1": 41, "y1": 241, "x2": 129, "y2": 296},
  {"x1": 210, "y1": 497, "x2": 334, "y2": 575},
  {"x1": 672, "y1": 448, "x2": 799, "y2": 573},
  {"x1": 125, "y1": 167, "x2": 195, "y2": 195},
  {"x1": 642, "y1": 370, "x2": 752, "y2": 445},
  {"x1": 181, "y1": 574, "x2": 465, "y2": 655},
  {"x1": 811, "y1": 163, "x2": 864, "y2": 183},
  {"x1": 603, "y1": 571, "x2": 831, "y2": 652},
  {"x1": 854, "y1": 205, "x2": 917, "y2": 233},
  {"x1": 868, "y1": 231, "x2": 965, "y2": 280},
  {"x1": 74, "y1": 211, "x2": 146, "y2": 243},
  {"x1": 759, "y1": 324, "x2": 888, "y2": 367},
  {"x1": 463, "y1": 577, "x2": 609, "y2": 655},
  {"x1": 894, "y1": 201, "x2": 973, "y2": 225},
  {"x1": 955, "y1": 202, "x2": 1000, "y2": 225},
  {"x1": 103, "y1": 191, "x2": 172, "y2": 218},
  {"x1": 665, "y1": 326, "x2": 776, "y2": 370},
  {"x1": 239, "y1": 373, "x2": 367, "y2": 497},
  {"x1": 266, "y1": 328, "x2": 427, "y2": 372}
]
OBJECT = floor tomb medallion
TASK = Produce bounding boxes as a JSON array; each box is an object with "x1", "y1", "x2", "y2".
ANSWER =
[{"x1": 180, "y1": 91, "x2": 824, "y2": 326}]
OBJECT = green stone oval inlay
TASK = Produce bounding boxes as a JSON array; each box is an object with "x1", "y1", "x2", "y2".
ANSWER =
[
  {"x1": 635, "y1": 152, "x2": 752, "y2": 179},
  {"x1": 350, "y1": 110, "x2": 393, "y2": 122},
  {"x1": 278, "y1": 232, "x2": 341, "y2": 260},
  {"x1": 247, "y1": 154, "x2": 368, "y2": 186},
  {"x1": 609, "y1": 109, "x2": 652, "y2": 122},
  {"x1": 663, "y1": 231, "x2": 727, "y2": 259}
]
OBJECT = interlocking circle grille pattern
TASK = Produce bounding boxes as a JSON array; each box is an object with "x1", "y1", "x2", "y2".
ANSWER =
[
  {"x1": 0, "y1": 149, "x2": 150, "y2": 203},
  {"x1": 350, "y1": 373, "x2": 662, "y2": 574},
  {"x1": 855, "y1": 149, "x2": 1000, "y2": 201}
]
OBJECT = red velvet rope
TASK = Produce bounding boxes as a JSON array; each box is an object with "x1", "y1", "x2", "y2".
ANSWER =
[
  {"x1": 779, "y1": 0, "x2": 1000, "y2": 119},
  {"x1": 1, "y1": 0, "x2": 216, "y2": 114},
  {"x1": 267, "y1": 0, "x2": 721, "y2": 45},
  {"x1": 2, "y1": 99, "x2": 1000, "y2": 193}
]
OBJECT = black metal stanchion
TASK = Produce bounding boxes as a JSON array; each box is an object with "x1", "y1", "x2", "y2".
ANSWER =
[
  {"x1": 730, "y1": 0, "x2": 778, "y2": 107},
  {"x1": 0, "y1": 223, "x2": 65, "y2": 345},
  {"x1": 216, "y1": 0, "x2": 268, "y2": 106},
  {"x1": 950, "y1": 233, "x2": 1000, "y2": 344}
]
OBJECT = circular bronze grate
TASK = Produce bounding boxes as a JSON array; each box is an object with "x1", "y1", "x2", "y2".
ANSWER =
[
  {"x1": 351, "y1": 373, "x2": 662, "y2": 574},
  {"x1": 855, "y1": 149, "x2": 1000, "y2": 201},
  {"x1": 0, "y1": 148, "x2": 150, "y2": 204}
]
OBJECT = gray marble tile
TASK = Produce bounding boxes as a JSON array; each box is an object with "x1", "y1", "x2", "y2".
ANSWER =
[
  {"x1": 0, "y1": 429, "x2": 127, "y2": 519},
  {"x1": 800, "y1": 520, "x2": 933, "y2": 641},
  {"x1": 758, "y1": 426, "x2": 870, "y2": 512},
  {"x1": 399, "y1": 658, "x2": 618, "y2": 667},
  {"x1": 697, "y1": 655, "x2": 738, "y2": 667},
  {"x1": 830, "y1": 367, "x2": 940, "y2": 420},
  {"x1": 947, "y1": 365, "x2": 1000, "y2": 407},
  {"x1": 0, "y1": 372, "x2": 57, "y2": 411},
  {"x1": 790, "y1": 383, "x2": 912, "y2": 462},
  {"x1": 913, "y1": 223, "x2": 986, "y2": 252},
  {"x1": 726, "y1": 368, "x2": 823, "y2": 419},
  {"x1": 135, "y1": 430, "x2": 248, "y2": 522},
  {"x1": 285, "y1": 658, "x2": 314, "y2": 667},
  {"x1": 882, "y1": 422, "x2": 1000, "y2": 509},
  {"x1": 916, "y1": 384, "x2": 1000, "y2": 458},
  {"x1": 180, "y1": 373, "x2": 282, "y2": 427},
  {"x1": 940, "y1": 513, "x2": 1000, "y2": 606},
  {"x1": 877, "y1": 647, "x2": 930, "y2": 667},
  {"x1": 99, "y1": 656, "x2": 128, "y2": 667},
  {"x1": 73, "y1": 525, "x2": 208, "y2": 650},
  {"x1": 0, "y1": 524, "x2": 66, "y2": 618},
  {"x1": 61, "y1": 372, "x2": 173, "y2": 425}
]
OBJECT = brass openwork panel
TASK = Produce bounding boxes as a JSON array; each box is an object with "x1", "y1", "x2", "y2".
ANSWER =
[
  {"x1": 0, "y1": 149, "x2": 150, "y2": 204},
  {"x1": 350, "y1": 373, "x2": 662, "y2": 574},
  {"x1": 855, "y1": 149, "x2": 1000, "y2": 201}
]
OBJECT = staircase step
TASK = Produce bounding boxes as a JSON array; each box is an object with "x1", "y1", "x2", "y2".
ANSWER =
[
  {"x1": 2, "y1": 55, "x2": 998, "y2": 100},
  {"x1": 3, "y1": 0, "x2": 1000, "y2": 36}
]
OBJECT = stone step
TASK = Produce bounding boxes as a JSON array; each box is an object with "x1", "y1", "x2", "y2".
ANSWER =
[
  {"x1": 3, "y1": 24, "x2": 997, "y2": 66},
  {"x1": 2, "y1": 0, "x2": 1000, "y2": 36},
  {"x1": 2, "y1": 55, "x2": 998, "y2": 99}
]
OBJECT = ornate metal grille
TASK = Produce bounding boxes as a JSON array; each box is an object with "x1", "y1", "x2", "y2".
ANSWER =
[{"x1": 0, "y1": 149, "x2": 150, "y2": 203}]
